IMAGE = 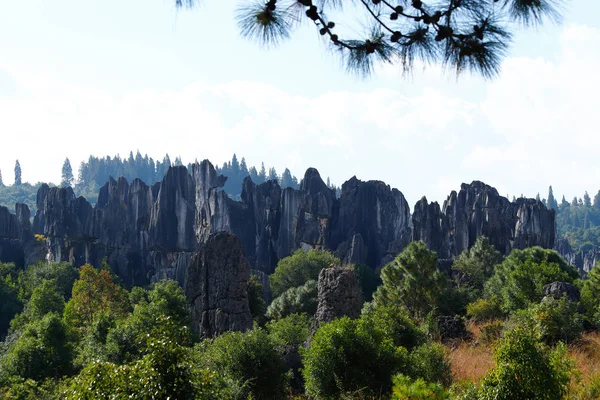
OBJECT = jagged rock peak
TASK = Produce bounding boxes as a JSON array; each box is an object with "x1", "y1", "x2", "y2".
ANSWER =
[{"x1": 301, "y1": 167, "x2": 330, "y2": 194}]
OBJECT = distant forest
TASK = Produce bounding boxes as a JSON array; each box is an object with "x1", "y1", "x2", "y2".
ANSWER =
[{"x1": 0, "y1": 152, "x2": 341, "y2": 210}]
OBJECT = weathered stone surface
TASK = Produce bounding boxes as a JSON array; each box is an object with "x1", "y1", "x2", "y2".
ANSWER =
[
  {"x1": 437, "y1": 315, "x2": 468, "y2": 340},
  {"x1": 185, "y1": 232, "x2": 252, "y2": 338},
  {"x1": 414, "y1": 181, "x2": 556, "y2": 258},
  {"x1": 412, "y1": 197, "x2": 450, "y2": 258},
  {"x1": 542, "y1": 281, "x2": 580, "y2": 302},
  {"x1": 0, "y1": 205, "x2": 25, "y2": 266},
  {"x1": 3, "y1": 162, "x2": 557, "y2": 299},
  {"x1": 558, "y1": 238, "x2": 599, "y2": 276},
  {"x1": 334, "y1": 177, "x2": 411, "y2": 267},
  {"x1": 314, "y1": 266, "x2": 362, "y2": 325}
]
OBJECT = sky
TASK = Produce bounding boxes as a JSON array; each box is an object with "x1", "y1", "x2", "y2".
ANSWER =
[{"x1": 0, "y1": 0, "x2": 599, "y2": 207}]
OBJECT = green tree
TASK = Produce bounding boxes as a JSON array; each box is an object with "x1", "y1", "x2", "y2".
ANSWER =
[
  {"x1": 270, "y1": 249, "x2": 339, "y2": 298},
  {"x1": 302, "y1": 316, "x2": 408, "y2": 398},
  {"x1": 594, "y1": 190, "x2": 600, "y2": 209},
  {"x1": 2, "y1": 313, "x2": 73, "y2": 382},
  {"x1": 391, "y1": 374, "x2": 450, "y2": 400},
  {"x1": 64, "y1": 317, "x2": 223, "y2": 400},
  {"x1": 0, "y1": 169, "x2": 4, "y2": 187},
  {"x1": 266, "y1": 313, "x2": 310, "y2": 346},
  {"x1": 63, "y1": 265, "x2": 130, "y2": 335},
  {"x1": 374, "y1": 241, "x2": 447, "y2": 320},
  {"x1": 452, "y1": 235, "x2": 503, "y2": 301},
  {"x1": 477, "y1": 328, "x2": 574, "y2": 400},
  {"x1": 179, "y1": 0, "x2": 565, "y2": 78},
  {"x1": 0, "y1": 276, "x2": 22, "y2": 339},
  {"x1": 17, "y1": 261, "x2": 78, "y2": 302},
  {"x1": 98, "y1": 281, "x2": 191, "y2": 365},
  {"x1": 485, "y1": 247, "x2": 578, "y2": 313},
  {"x1": 361, "y1": 302, "x2": 427, "y2": 350},
  {"x1": 248, "y1": 274, "x2": 267, "y2": 323},
  {"x1": 14, "y1": 160, "x2": 22, "y2": 186},
  {"x1": 580, "y1": 262, "x2": 600, "y2": 325},
  {"x1": 20, "y1": 280, "x2": 65, "y2": 324},
  {"x1": 61, "y1": 158, "x2": 74, "y2": 187},
  {"x1": 513, "y1": 296, "x2": 583, "y2": 345},
  {"x1": 196, "y1": 328, "x2": 288, "y2": 399},
  {"x1": 584, "y1": 191, "x2": 592, "y2": 207},
  {"x1": 266, "y1": 280, "x2": 318, "y2": 320}
]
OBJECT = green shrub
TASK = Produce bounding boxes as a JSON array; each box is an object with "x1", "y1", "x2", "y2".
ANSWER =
[
  {"x1": 373, "y1": 242, "x2": 447, "y2": 321},
  {"x1": 407, "y1": 343, "x2": 452, "y2": 387},
  {"x1": 391, "y1": 374, "x2": 450, "y2": 400},
  {"x1": 196, "y1": 328, "x2": 288, "y2": 399},
  {"x1": 466, "y1": 297, "x2": 504, "y2": 323},
  {"x1": 513, "y1": 296, "x2": 583, "y2": 345},
  {"x1": 485, "y1": 247, "x2": 578, "y2": 313},
  {"x1": 2, "y1": 313, "x2": 73, "y2": 382},
  {"x1": 266, "y1": 313, "x2": 310, "y2": 346},
  {"x1": 478, "y1": 328, "x2": 575, "y2": 400},
  {"x1": 270, "y1": 249, "x2": 339, "y2": 298},
  {"x1": 0, "y1": 378, "x2": 59, "y2": 400},
  {"x1": 248, "y1": 274, "x2": 267, "y2": 323},
  {"x1": 361, "y1": 303, "x2": 427, "y2": 350},
  {"x1": 266, "y1": 280, "x2": 318, "y2": 320},
  {"x1": 479, "y1": 320, "x2": 504, "y2": 344},
  {"x1": 302, "y1": 316, "x2": 407, "y2": 398}
]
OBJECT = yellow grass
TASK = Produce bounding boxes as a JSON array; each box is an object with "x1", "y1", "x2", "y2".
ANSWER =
[
  {"x1": 569, "y1": 331, "x2": 600, "y2": 385},
  {"x1": 448, "y1": 342, "x2": 495, "y2": 382}
]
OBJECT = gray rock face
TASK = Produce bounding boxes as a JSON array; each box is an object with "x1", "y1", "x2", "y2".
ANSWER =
[
  {"x1": 542, "y1": 281, "x2": 580, "y2": 302},
  {"x1": 314, "y1": 266, "x2": 362, "y2": 325},
  {"x1": 412, "y1": 197, "x2": 451, "y2": 258},
  {"x1": 334, "y1": 177, "x2": 411, "y2": 267},
  {"x1": 185, "y1": 232, "x2": 252, "y2": 338},
  {"x1": 0, "y1": 205, "x2": 26, "y2": 266},
  {"x1": 2, "y1": 163, "x2": 557, "y2": 295},
  {"x1": 414, "y1": 181, "x2": 556, "y2": 258},
  {"x1": 558, "y1": 238, "x2": 599, "y2": 276}
]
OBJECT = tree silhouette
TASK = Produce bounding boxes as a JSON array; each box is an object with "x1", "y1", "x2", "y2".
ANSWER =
[
  {"x1": 61, "y1": 158, "x2": 74, "y2": 187},
  {"x1": 14, "y1": 160, "x2": 22, "y2": 186},
  {"x1": 177, "y1": 0, "x2": 564, "y2": 77},
  {"x1": 0, "y1": 169, "x2": 3, "y2": 187}
]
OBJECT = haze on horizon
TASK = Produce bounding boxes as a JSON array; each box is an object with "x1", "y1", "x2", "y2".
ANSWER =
[{"x1": 0, "y1": 0, "x2": 599, "y2": 207}]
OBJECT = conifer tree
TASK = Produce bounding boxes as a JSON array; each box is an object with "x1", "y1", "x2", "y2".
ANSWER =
[
  {"x1": 0, "y1": 169, "x2": 3, "y2": 187},
  {"x1": 61, "y1": 158, "x2": 74, "y2": 187},
  {"x1": 14, "y1": 160, "x2": 21, "y2": 186},
  {"x1": 584, "y1": 191, "x2": 591, "y2": 207},
  {"x1": 178, "y1": 0, "x2": 565, "y2": 78}
]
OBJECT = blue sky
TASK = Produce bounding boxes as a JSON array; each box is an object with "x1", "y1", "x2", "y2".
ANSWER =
[{"x1": 1, "y1": 0, "x2": 599, "y2": 206}]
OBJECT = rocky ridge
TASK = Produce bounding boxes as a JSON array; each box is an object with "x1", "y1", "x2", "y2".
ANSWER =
[{"x1": 0, "y1": 163, "x2": 556, "y2": 286}]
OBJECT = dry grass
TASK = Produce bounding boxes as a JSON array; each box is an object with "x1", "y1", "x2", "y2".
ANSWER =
[
  {"x1": 448, "y1": 342, "x2": 495, "y2": 382},
  {"x1": 569, "y1": 331, "x2": 600, "y2": 385}
]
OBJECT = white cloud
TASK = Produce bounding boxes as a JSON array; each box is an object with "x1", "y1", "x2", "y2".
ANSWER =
[{"x1": 1, "y1": 24, "x2": 599, "y2": 208}]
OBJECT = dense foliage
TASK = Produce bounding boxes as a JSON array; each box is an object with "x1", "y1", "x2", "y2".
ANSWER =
[{"x1": 0, "y1": 235, "x2": 599, "y2": 399}]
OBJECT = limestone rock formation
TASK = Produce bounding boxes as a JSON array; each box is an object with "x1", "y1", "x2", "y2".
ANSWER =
[
  {"x1": 314, "y1": 266, "x2": 362, "y2": 325},
  {"x1": 412, "y1": 197, "x2": 450, "y2": 258},
  {"x1": 542, "y1": 281, "x2": 580, "y2": 302},
  {"x1": 0, "y1": 205, "x2": 25, "y2": 266},
  {"x1": 334, "y1": 177, "x2": 411, "y2": 267},
  {"x1": 558, "y1": 238, "x2": 599, "y2": 276},
  {"x1": 415, "y1": 181, "x2": 556, "y2": 258},
  {"x1": 0, "y1": 162, "x2": 557, "y2": 295},
  {"x1": 185, "y1": 232, "x2": 253, "y2": 338}
]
